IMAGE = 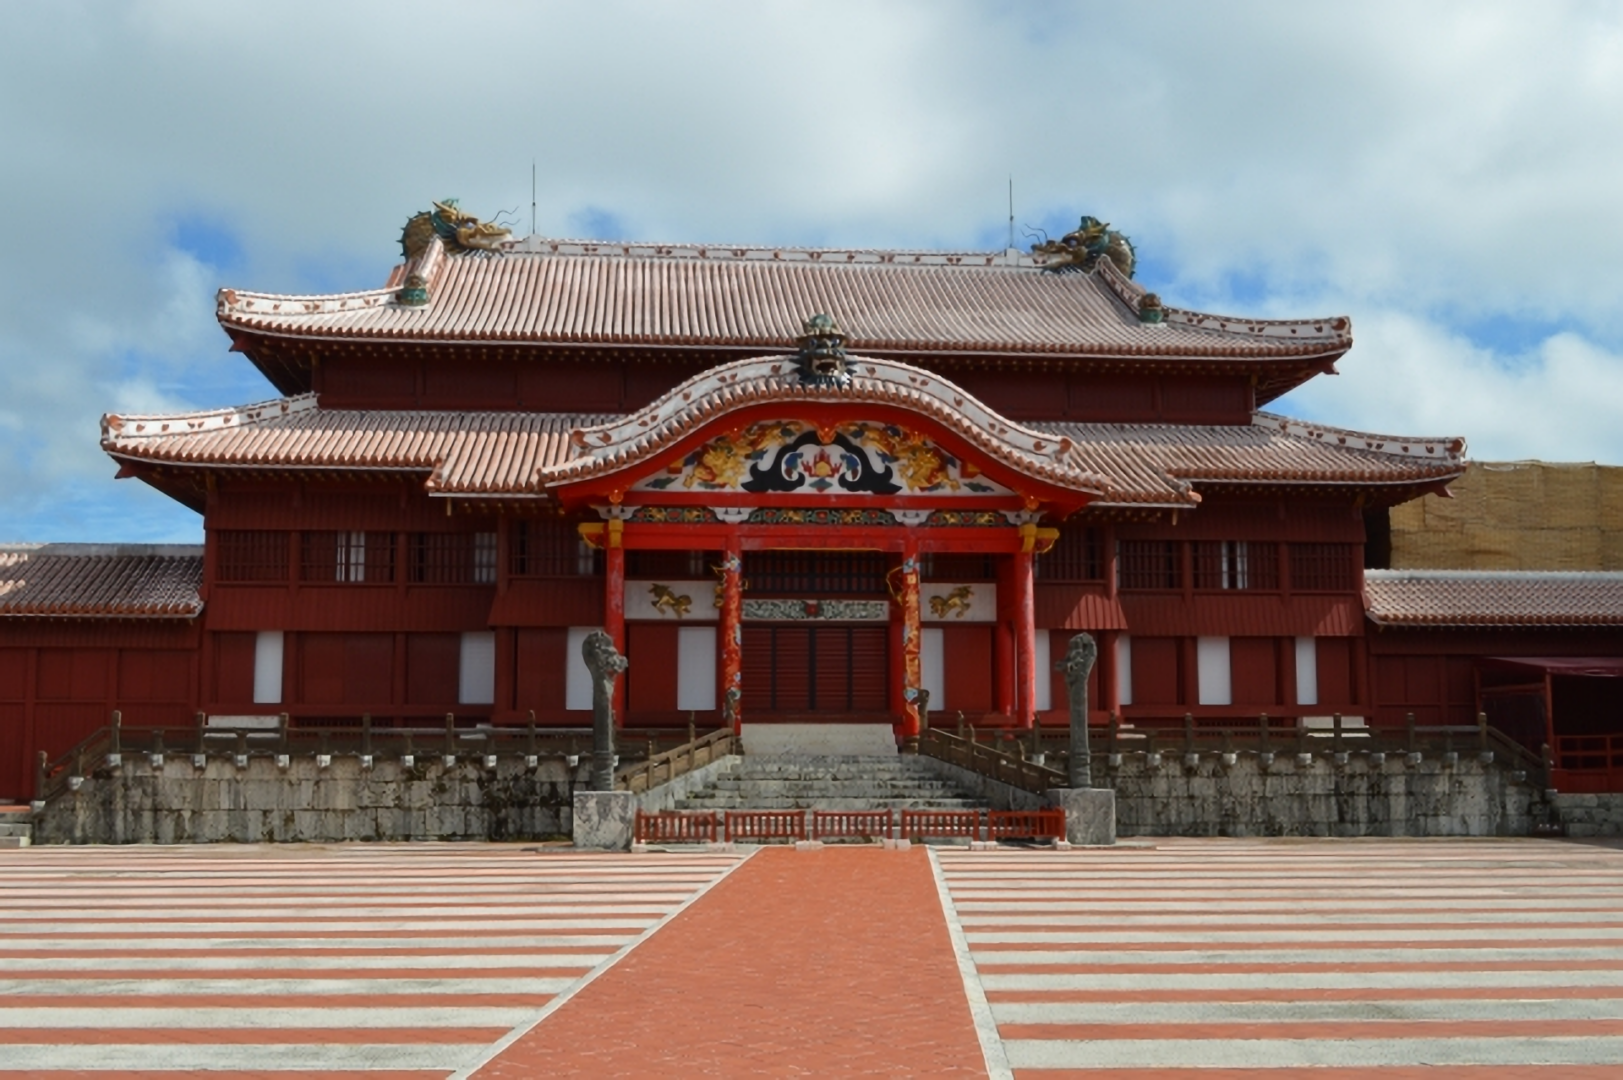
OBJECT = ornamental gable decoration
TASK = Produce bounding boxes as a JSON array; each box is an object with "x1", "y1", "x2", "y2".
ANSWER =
[{"x1": 633, "y1": 421, "x2": 1015, "y2": 498}]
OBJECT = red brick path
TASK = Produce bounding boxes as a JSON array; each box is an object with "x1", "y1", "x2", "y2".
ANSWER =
[{"x1": 476, "y1": 846, "x2": 988, "y2": 1078}]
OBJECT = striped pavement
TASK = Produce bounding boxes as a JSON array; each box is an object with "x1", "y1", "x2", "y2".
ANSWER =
[
  {"x1": 0, "y1": 843, "x2": 744, "y2": 1075},
  {"x1": 934, "y1": 838, "x2": 1623, "y2": 1077}
]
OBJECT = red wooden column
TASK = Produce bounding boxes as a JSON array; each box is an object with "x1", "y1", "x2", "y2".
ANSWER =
[
  {"x1": 719, "y1": 536, "x2": 744, "y2": 733},
  {"x1": 1014, "y1": 524, "x2": 1038, "y2": 730},
  {"x1": 994, "y1": 557, "x2": 1016, "y2": 720},
  {"x1": 899, "y1": 541, "x2": 923, "y2": 741},
  {"x1": 604, "y1": 517, "x2": 627, "y2": 724}
]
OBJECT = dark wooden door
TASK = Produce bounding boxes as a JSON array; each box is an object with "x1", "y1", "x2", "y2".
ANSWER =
[{"x1": 742, "y1": 625, "x2": 889, "y2": 714}]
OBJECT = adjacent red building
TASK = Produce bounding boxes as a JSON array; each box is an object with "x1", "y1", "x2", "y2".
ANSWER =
[{"x1": 2, "y1": 212, "x2": 1617, "y2": 801}]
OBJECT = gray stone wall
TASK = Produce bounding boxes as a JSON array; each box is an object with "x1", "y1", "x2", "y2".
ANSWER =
[
  {"x1": 1552, "y1": 794, "x2": 1623, "y2": 837},
  {"x1": 1104, "y1": 751, "x2": 1546, "y2": 838},
  {"x1": 36, "y1": 754, "x2": 585, "y2": 845}
]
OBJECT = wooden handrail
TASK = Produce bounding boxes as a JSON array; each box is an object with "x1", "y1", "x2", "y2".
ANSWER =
[
  {"x1": 617, "y1": 727, "x2": 738, "y2": 794},
  {"x1": 919, "y1": 728, "x2": 1066, "y2": 794}
]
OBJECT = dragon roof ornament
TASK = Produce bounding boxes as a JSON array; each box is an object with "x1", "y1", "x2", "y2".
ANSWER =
[
  {"x1": 796, "y1": 314, "x2": 850, "y2": 388},
  {"x1": 400, "y1": 199, "x2": 512, "y2": 260},
  {"x1": 1031, "y1": 215, "x2": 1136, "y2": 277}
]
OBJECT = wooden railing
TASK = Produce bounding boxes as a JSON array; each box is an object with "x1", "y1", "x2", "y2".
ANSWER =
[
  {"x1": 632, "y1": 807, "x2": 1066, "y2": 844},
  {"x1": 919, "y1": 728, "x2": 1067, "y2": 794},
  {"x1": 617, "y1": 726, "x2": 738, "y2": 794}
]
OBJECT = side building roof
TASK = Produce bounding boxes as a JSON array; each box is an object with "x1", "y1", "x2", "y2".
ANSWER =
[
  {"x1": 0, "y1": 545, "x2": 203, "y2": 619},
  {"x1": 1365, "y1": 570, "x2": 1623, "y2": 628}
]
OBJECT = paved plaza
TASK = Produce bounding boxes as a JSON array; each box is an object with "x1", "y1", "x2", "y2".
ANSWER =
[{"x1": 2, "y1": 838, "x2": 1623, "y2": 1076}]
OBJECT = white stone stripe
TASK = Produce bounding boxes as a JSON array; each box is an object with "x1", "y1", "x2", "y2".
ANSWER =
[
  {"x1": 968, "y1": 946, "x2": 1623, "y2": 964},
  {"x1": 0, "y1": 953, "x2": 614, "y2": 972},
  {"x1": 0, "y1": 1006, "x2": 540, "y2": 1028},
  {"x1": 0, "y1": 976, "x2": 576, "y2": 996},
  {"x1": 965, "y1": 927, "x2": 1623, "y2": 942},
  {"x1": 992, "y1": 999, "x2": 1623, "y2": 1024},
  {"x1": 959, "y1": 914, "x2": 1623, "y2": 927},
  {"x1": 1003, "y1": 1035, "x2": 1623, "y2": 1070},
  {"x1": 3, "y1": 928, "x2": 658, "y2": 941},
  {"x1": 0, "y1": 1044, "x2": 487, "y2": 1071},
  {"x1": 0, "y1": 918, "x2": 679, "y2": 933},
  {"x1": 980, "y1": 970, "x2": 1623, "y2": 990}
]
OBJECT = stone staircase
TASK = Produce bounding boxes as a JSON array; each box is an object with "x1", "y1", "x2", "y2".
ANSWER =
[
  {"x1": 673, "y1": 755, "x2": 984, "y2": 813},
  {"x1": 0, "y1": 806, "x2": 33, "y2": 848}
]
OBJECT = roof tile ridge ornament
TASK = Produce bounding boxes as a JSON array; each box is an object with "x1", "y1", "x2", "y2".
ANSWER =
[
  {"x1": 1253, "y1": 411, "x2": 1468, "y2": 461},
  {"x1": 400, "y1": 199, "x2": 511, "y2": 260},
  {"x1": 496, "y1": 235, "x2": 1042, "y2": 268},
  {"x1": 546, "y1": 351, "x2": 1105, "y2": 492},
  {"x1": 102, "y1": 393, "x2": 320, "y2": 442},
  {"x1": 395, "y1": 235, "x2": 447, "y2": 308}
]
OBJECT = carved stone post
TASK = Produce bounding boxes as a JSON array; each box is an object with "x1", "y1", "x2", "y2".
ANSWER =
[
  {"x1": 1059, "y1": 632, "x2": 1098, "y2": 789},
  {"x1": 582, "y1": 630, "x2": 628, "y2": 791}
]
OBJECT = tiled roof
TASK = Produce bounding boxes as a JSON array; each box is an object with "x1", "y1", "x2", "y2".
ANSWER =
[
  {"x1": 104, "y1": 371, "x2": 1463, "y2": 506},
  {"x1": 549, "y1": 355, "x2": 1106, "y2": 494},
  {"x1": 216, "y1": 236, "x2": 1352, "y2": 365},
  {"x1": 1041, "y1": 413, "x2": 1465, "y2": 506},
  {"x1": 0, "y1": 545, "x2": 203, "y2": 618},
  {"x1": 103, "y1": 395, "x2": 601, "y2": 496},
  {"x1": 1364, "y1": 571, "x2": 1623, "y2": 627}
]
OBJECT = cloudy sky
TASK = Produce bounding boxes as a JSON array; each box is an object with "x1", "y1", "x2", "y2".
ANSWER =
[{"x1": 3, "y1": 0, "x2": 1621, "y2": 542}]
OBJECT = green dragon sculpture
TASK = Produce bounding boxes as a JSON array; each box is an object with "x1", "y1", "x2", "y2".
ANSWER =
[
  {"x1": 400, "y1": 199, "x2": 511, "y2": 259},
  {"x1": 1031, "y1": 215, "x2": 1136, "y2": 277}
]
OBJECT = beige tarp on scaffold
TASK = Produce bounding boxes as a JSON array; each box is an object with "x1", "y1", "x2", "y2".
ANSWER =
[{"x1": 1390, "y1": 461, "x2": 1623, "y2": 571}]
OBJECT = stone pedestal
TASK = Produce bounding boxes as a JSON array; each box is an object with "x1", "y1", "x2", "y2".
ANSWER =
[
  {"x1": 573, "y1": 791, "x2": 637, "y2": 850},
  {"x1": 1048, "y1": 787, "x2": 1116, "y2": 846}
]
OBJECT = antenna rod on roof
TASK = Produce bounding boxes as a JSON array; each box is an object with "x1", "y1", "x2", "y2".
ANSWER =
[
  {"x1": 1008, "y1": 177, "x2": 1014, "y2": 252},
  {"x1": 531, "y1": 161, "x2": 537, "y2": 239}
]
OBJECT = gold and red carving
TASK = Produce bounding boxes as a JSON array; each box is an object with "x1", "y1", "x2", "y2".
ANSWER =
[{"x1": 717, "y1": 549, "x2": 744, "y2": 732}]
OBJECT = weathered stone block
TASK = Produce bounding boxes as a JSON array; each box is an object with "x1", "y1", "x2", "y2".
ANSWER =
[
  {"x1": 1048, "y1": 788, "x2": 1116, "y2": 845},
  {"x1": 573, "y1": 791, "x2": 637, "y2": 850}
]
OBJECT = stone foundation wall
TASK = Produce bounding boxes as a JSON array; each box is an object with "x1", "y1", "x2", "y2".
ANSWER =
[
  {"x1": 1551, "y1": 794, "x2": 1623, "y2": 837},
  {"x1": 36, "y1": 754, "x2": 585, "y2": 845},
  {"x1": 1105, "y1": 751, "x2": 1547, "y2": 837}
]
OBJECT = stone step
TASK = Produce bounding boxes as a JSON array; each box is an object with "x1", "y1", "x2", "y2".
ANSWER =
[
  {"x1": 0, "y1": 823, "x2": 31, "y2": 838},
  {"x1": 673, "y1": 796, "x2": 984, "y2": 811},
  {"x1": 703, "y1": 780, "x2": 960, "y2": 796},
  {"x1": 0, "y1": 835, "x2": 29, "y2": 848}
]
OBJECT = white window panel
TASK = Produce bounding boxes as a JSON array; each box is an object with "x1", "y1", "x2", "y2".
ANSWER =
[
  {"x1": 1295, "y1": 636, "x2": 1319, "y2": 706},
  {"x1": 459, "y1": 631, "x2": 496, "y2": 705},
  {"x1": 920, "y1": 627, "x2": 945, "y2": 712},
  {"x1": 565, "y1": 627, "x2": 603, "y2": 711},
  {"x1": 252, "y1": 631, "x2": 283, "y2": 705},
  {"x1": 1197, "y1": 636, "x2": 1232, "y2": 706},
  {"x1": 1033, "y1": 630, "x2": 1052, "y2": 712},
  {"x1": 676, "y1": 626, "x2": 717, "y2": 711},
  {"x1": 1116, "y1": 634, "x2": 1133, "y2": 707}
]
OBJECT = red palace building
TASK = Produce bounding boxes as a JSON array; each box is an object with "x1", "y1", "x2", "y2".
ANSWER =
[{"x1": 3, "y1": 208, "x2": 1620, "y2": 801}]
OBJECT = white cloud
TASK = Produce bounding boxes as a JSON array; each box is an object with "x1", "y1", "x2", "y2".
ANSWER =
[{"x1": 2, "y1": 0, "x2": 1622, "y2": 540}]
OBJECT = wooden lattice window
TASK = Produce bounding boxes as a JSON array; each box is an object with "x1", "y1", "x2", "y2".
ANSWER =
[
  {"x1": 923, "y1": 553, "x2": 999, "y2": 581},
  {"x1": 1118, "y1": 540, "x2": 1183, "y2": 591},
  {"x1": 214, "y1": 531, "x2": 289, "y2": 582},
  {"x1": 1289, "y1": 543, "x2": 1357, "y2": 592},
  {"x1": 1193, "y1": 541, "x2": 1279, "y2": 591},
  {"x1": 300, "y1": 531, "x2": 396, "y2": 584},
  {"x1": 510, "y1": 519, "x2": 598, "y2": 578},
  {"x1": 409, "y1": 532, "x2": 498, "y2": 584},
  {"x1": 1036, "y1": 527, "x2": 1101, "y2": 582},
  {"x1": 745, "y1": 552, "x2": 890, "y2": 596}
]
